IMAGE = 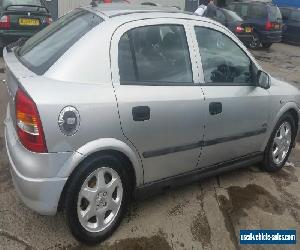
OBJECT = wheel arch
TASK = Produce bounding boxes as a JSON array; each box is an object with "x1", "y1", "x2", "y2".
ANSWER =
[
  {"x1": 261, "y1": 102, "x2": 300, "y2": 151},
  {"x1": 57, "y1": 138, "x2": 143, "y2": 211}
]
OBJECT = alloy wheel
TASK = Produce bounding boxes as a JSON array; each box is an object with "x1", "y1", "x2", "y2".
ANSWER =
[
  {"x1": 77, "y1": 167, "x2": 123, "y2": 233},
  {"x1": 272, "y1": 121, "x2": 292, "y2": 165}
]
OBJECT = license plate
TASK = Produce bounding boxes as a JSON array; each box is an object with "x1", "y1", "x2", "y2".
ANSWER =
[
  {"x1": 274, "y1": 24, "x2": 280, "y2": 29},
  {"x1": 19, "y1": 18, "x2": 40, "y2": 26},
  {"x1": 245, "y1": 27, "x2": 252, "y2": 33}
]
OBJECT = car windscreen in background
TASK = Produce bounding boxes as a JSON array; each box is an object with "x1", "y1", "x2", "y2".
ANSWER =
[
  {"x1": 269, "y1": 6, "x2": 282, "y2": 22},
  {"x1": 17, "y1": 9, "x2": 103, "y2": 75}
]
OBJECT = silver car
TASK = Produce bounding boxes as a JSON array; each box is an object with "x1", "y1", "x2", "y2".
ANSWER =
[{"x1": 4, "y1": 4, "x2": 300, "y2": 244}]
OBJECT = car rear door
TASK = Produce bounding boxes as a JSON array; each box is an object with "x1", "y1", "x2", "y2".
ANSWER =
[
  {"x1": 190, "y1": 21, "x2": 270, "y2": 168},
  {"x1": 287, "y1": 10, "x2": 300, "y2": 43},
  {"x1": 111, "y1": 19, "x2": 205, "y2": 183}
]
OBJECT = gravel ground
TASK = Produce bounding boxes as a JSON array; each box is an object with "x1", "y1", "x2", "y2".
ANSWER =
[{"x1": 0, "y1": 42, "x2": 300, "y2": 250}]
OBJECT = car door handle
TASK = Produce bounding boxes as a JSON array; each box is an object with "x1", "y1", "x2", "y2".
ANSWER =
[
  {"x1": 132, "y1": 106, "x2": 150, "y2": 121},
  {"x1": 209, "y1": 102, "x2": 222, "y2": 115}
]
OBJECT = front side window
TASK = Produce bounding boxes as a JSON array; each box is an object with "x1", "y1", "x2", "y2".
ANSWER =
[
  {"x1": 118, "y1": 24, "x2": 193, "y2": 85},
  {"x1": 195, "y1": 27, "x2": 255, "y2": 85}
]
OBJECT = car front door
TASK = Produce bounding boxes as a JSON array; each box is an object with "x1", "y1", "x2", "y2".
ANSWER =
[
  {"x1": 111, "y1": 19, "x2": 205, "y2": 183},
  {"x1": 191, "y1": 23, "x2": 270, "y2": 168}
]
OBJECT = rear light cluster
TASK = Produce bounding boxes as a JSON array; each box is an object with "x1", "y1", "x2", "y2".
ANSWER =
[
  {"x1": 0, "y1": 15, "x2": 10, "y2": 29},
  {"x1": 265, "y1": 21, "x2": 272, "y2": 31},
  {"x1": 235, "y1": 25, "x2": 253, "y2": 33},
  {"x1": 235, "y1": 26, "x2": 245, "y2": 33},
  {"x1": 15, "y1": 89, "x2": 47, "y2": 153}
]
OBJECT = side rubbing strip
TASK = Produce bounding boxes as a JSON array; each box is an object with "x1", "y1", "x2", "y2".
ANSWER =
[{"x1": 142, "y1": 128, "x2": 267, "y2": 158}]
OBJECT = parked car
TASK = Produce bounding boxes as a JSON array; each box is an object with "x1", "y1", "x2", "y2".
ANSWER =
[
  {"x1": 279, "y1": 7, "x2": 300, "y2": 45},
  {"x1": 228, "y1": 1, "x2": 283, "y2": 49},
  {"x1": 0, "y1": 0, "x2": 52, "y2": 52},
  {"x1": 203, "y1": 7, "x2": 254, "y2": 47},
  {"x1": 4, "y1": 5, "x2": 300, "y2": 245}
]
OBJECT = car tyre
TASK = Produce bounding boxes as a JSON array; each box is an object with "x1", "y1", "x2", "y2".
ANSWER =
[
  {"x1": 65, "y1": 153, "x2": 131, "y2": 245},
  {"x1": 262, "y1": 113, "x2": 296, "y2": 172},
  {"x1": 262, "y1": 42, "x2": 272, "y2": 49},
  {"x1": 249, "y1": 32, "x2": 261, "y2": 49}
]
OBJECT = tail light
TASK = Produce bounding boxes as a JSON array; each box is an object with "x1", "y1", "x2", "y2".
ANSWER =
[
  {"x1": 0, "y1": 15, "x2": 10, "y2": 29},
  {"x1": 103, "y1": 0, "x2": 112, "y2": 3},
  {"x1": 235, "y1": 26, "x2": 244, "y2": 33},
  {"x1": 265, "y1": 21, "x2": 272, "y2": 31},
  {"x1": 45, "y1": 17, "x2": 53, "y2": 24},
  {"x1": 15, "y1": 89, "x2": 47, "y2": 153}
]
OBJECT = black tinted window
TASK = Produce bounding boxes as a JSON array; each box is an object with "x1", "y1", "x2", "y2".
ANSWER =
[
  {"x1": 17, "y1": 9, "x2": 102, "y2": 75},
  {"x1": 118, "y1": 25, "x2": 193, "y2": 85},
  {"x1": 249, "y1": 4, "x2": 267, "y2": 19},
  {"x1": 195, "y1": 27, "x2": 254, "y2": 85}
]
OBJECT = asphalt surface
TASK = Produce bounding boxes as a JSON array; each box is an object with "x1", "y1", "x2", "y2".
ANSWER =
[{"x1": 0, "y1": 43, "x2": 300, "y2": 250}]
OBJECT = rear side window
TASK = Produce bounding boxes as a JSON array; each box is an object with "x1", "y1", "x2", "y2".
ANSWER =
[
  {"x1": 269, "y1": 6, "x2": 282, "y2": 22},
  {"x1": 17, "y1": 9, "x2": 102, "y2": 75},
  {"x1": 118, "y1": 25, "x2": 193, "y2": 85}
]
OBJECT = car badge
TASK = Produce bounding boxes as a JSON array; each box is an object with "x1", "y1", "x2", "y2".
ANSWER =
[
  {"x1": 58, "y1": 106, "x2": 80, "y2": 136},
  {"x1": 28, "y1": 12, "x2": 31, "y2": 17}
]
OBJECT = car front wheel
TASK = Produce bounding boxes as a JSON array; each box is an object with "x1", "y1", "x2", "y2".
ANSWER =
[
  {"x1": 65, "y1": 154, "x2": 130, "y2": 244},
  {"x1": 262, "y1": 113, "x2": 296, "y2": 172}
]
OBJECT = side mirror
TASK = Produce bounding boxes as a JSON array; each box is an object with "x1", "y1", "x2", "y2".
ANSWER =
[{"x1": 257, "y1": 70, "x2": 270, "y2": 89}]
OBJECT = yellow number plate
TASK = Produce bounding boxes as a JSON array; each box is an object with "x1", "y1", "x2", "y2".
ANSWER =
[
  {"x1": 245, "y1": 27, "x2": 252, "y2": 33},
  {"x1": 19, "y1": 18, "x2": 40, "y2": 26}
]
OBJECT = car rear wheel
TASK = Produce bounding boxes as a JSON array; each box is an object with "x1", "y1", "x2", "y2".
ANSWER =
[
  {"x1": 262, "y1": 42, "x2": 272, "y2": 49},
  {"x1": 65, "y1": 154, "x2": 131, "y2": 244},
  {"x1": 262, "y1": 113, "x2": 296, "y2": 172},
  {"x1": 249, "y1": 32, "x2": 261, "y2": 49}
]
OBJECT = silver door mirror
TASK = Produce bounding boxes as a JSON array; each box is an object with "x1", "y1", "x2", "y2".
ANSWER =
[{"x1": 257, "y1": 70, "x2": 270, "y2": 89}]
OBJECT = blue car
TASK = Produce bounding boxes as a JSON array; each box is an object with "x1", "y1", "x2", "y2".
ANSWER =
[
  {"x1": 228, "y1": 1, "x2": 283, "y2": 49},
  {"x1": 280, "y1": 7, "x2": 300, "y2": 45}
]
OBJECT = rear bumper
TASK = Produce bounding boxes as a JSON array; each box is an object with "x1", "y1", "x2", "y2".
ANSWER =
[
  {"x1": 4, "y1": 108, "x2": 69, "y2": 215},
  {"x1": 236, "y1": 34, "x2": 253, "y2": 45},
  {"x1": 259, "y1": 31, "x2": 282, "y2": 43}
]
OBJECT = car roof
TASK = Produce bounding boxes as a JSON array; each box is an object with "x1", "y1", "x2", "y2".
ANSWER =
[{"x1": 84, "y1": 3, "x2": 182, "y2": 18}]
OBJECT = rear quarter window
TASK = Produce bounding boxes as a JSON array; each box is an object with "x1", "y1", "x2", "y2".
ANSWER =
[{"x1": 17, "y1": 9, "x2": 103, "y2": 75}]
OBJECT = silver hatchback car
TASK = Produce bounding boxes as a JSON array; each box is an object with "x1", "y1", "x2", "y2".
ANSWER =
[{"x1": 4, "y1": 5, "x2": 300, "y2": 244}]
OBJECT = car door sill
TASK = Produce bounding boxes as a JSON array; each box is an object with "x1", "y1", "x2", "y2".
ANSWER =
[{"x1": 134, "y1": 152, "x2": 263, "y2": 199}]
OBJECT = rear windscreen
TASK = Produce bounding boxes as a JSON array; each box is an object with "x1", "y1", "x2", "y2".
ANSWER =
[
  {"x1": 269, "y1": 6, "x2": 282, "y2": 22},
  {"x1": 17, "y1": 9, "x2": 103, "y2": 75}
]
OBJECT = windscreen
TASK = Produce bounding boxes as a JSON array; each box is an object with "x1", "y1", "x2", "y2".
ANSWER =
[
  {"x1": 223, "y1": 9, "x2": 243, "y2": 22},
  {"x1": 17, "y1": 9, "x2": 103, "y2": 75}
]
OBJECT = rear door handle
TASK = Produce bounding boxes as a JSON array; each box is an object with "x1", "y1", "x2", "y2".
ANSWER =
[
  {"x1": 209, "y1": 102, "x2": 222, "y2": 115},
  {"x1": 132, "y1": 106, "x2": 150, "y2": 121}
]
